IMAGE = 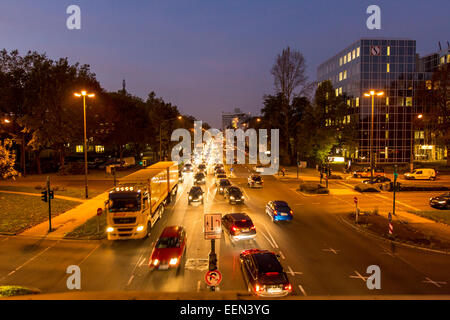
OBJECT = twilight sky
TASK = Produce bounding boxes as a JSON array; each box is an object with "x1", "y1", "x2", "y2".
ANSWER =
[{"x1": 1, "y1": 0, "x2": 449, "y2": 127}]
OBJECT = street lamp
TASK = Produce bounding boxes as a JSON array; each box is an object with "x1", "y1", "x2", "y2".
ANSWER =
[
  {"x1": 159, "y1": 116, "x2": 182, "y2": 161},
  {"x1": 74, "y1": 90, "x2": 95, "y2": 199},
  {"x1": 411, "y1": 114, "x2": 424, "y2": 172},
  {"x1": 363, "y1": 90, "x2": 384, "y2": 180}
]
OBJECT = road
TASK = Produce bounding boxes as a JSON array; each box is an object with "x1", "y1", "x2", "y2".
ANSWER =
[{"x1": 0, "y1": 164, "x2": 449, "y2": 297}]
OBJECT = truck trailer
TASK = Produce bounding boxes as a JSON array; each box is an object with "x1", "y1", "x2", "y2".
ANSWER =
[{"x1": 105, "y1": 161, "x2": 179, "y2": 240}]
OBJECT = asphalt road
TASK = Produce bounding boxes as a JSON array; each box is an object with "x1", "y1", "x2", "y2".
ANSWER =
[{"x1": 0, "y1": 164, "x2": 449, "y2": 297}]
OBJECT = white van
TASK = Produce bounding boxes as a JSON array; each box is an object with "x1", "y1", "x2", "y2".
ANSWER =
[{"x1": 404, "y1": 168, "x2": 436, "y2": 181}]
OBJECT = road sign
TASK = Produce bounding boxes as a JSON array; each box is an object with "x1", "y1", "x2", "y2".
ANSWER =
[
  {"x1": 354, "y1": 197, "x2": 358, "y2": 204},
  {"x1": 204, "y1": 214, "x2": 222, "y2": 240},
  {"x1": 299, "y1": 161, "x2": 307, "y2": 168},
  {"x1": 97, "y1": 208, "x2": 103, "y2": 216},
  {"x1": 205, "y1": 269, "x2": 222, "y2": 286}
]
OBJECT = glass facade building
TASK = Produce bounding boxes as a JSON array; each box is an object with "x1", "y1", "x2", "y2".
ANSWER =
[{"x1": 318, "y1": 39, "x2": 417, "y2": 164}]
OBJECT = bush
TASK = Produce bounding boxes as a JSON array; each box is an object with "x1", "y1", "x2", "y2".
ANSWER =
[
  {"x1": 355, "y1": 183, "x2": 380, "y2": 193},
  {"x1": 58, "y1": 162, "x2": 85, "y2": 175},
  {"x1": 299, "y1": 183, "x2": 329, "y2": 194}
]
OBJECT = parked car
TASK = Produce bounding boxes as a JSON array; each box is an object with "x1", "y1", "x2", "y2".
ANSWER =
[
  {"x1": 362, "y1": 176, "x2": 391, "y2": 184},
  {"x1": 194, "y1": 172, "x2": 206, "y2": 185},
  {"x1": 265, "y1": 201, "x2": 293, "y2": 222},
  {"x1": 149, "y1": 226, "x2": 186, "y2": 271},
  {"x1": 429, "y1": 193, "x2": 450, "y2": 209},
  {"x1": 217, "y1": 179, "x2": 231, "y2": 194},
  {"x1": 224, "y1": 186, "x2": 245, "y2": 204},
  {"x1": 353, "y1": 167, "x2": 385, "y2": 178},
  {"x1": 404, "y1": 168, "x2": 436, "y2": 181},
  {"x1": 222, "y1": 213, "x2": 256, "y2": 240},
  {"x1": 248, "y1": 174, "x2": 263, "y2": 188},
  {"x1": 188, "y1": 186, "x2": 204, "y2": 205},
  {"x1": 240, "y1": 249, "x2": 292, "y2": 297}
]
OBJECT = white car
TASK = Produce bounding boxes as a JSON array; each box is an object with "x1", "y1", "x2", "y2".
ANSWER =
[{"x1": 404, "y1": 168, "x2": 436, "y2": 181}]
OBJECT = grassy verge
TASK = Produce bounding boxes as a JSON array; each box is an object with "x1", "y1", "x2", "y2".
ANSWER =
[
  {"x1": 0, "y1": 194, "x2": 79, "y2": 234},
  {"x1": 409, "y1": 210, "x2": 450, "y2": 226},
  {"x1": 0, "y1": 185, "x2": 101, "y2": 199},
  {"x1": 64, "y1": 213, "x2": 107, "y2": 240},
  {"x1": 0, "y1": 286, "x2": 40, "y2": 297}
]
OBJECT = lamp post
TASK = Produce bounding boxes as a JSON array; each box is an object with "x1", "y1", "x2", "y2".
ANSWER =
[
  {"x1": 74, "y1": 90, "x2": 95, "y2": 199},
  {"x1": 159, "y1": 116, "x2": 182, "y2": 161},
  {"x1": 363, "y1": 90, "x2": 384, "y2": 180}
]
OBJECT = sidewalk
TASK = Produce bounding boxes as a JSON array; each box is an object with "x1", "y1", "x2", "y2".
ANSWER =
[{"x1": 19, "y1": 191, "x2": 109, "y2": 239}]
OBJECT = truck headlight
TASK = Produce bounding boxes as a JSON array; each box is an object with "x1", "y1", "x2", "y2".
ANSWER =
[
  {"x1": 136, "y1": 225, "x2": 144, "y2": 232},
  {"x1": 106, "y1": 227, "x2": 114, "y2": 233},
  {"x1": 169, "y1": 258, "x2": 178, "y2": 265}
]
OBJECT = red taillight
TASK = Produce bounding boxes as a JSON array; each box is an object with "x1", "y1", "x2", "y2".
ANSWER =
[
  {"x1": 274, "y1": 210, "x2": 278, "y2": 215},
  {"x1": 231, "y1": 226, "x2": 239, "y2": 233},
  {"x1": 255, "y1": 284, "x2": 264, "y2": 292},
  {"x1": 284, "y1": 283, "x2": 292, "y2": 291},
  {"x1": 265, "y1": 272, "x2": 279, "y2": 275},
  {"x1": 290, "y1": 210, "x2": 293, "y2": 215}
]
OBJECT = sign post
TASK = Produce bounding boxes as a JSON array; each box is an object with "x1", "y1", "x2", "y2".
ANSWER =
[
  {"x1": 354, "y1": 197, "x2": 359, "y2": 223},
  {"x1": 205, "y1": 269, "x2": 222, "y2": 289},
  {"x1": 388, "y1": 212, "x2": 393, "y2": 236},
  {"x1": 204, "y1": 213, "x2": 222, "y2": 291},
  {"x1": 47, "y1": 176, "x2": 54, "y2": 232}
]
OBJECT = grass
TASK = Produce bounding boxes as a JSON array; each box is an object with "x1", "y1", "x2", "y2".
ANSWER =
[
  {"x1": 409, "y1": 210, "x2": 450, "y2": 226},
  {"x1": 64, "y1": 213, "x2": 107, "y2": 240},
  {"x1": 0, "y1": 185, "x2": 101, "y2": 199},
  {"x1": 0, "y1": 286, "x2": 40, "y2": 297},
  {"x1": 0, "y1": 193, "x2": 79, "y2": 234}
]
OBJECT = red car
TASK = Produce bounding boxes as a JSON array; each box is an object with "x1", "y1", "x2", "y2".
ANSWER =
[{"x1": 149, "y1": 226, "x2": 187, "y2": 270}]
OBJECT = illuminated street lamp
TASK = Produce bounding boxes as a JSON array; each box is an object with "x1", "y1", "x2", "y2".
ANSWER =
[
  {"x1": 160, "y1": 116, "x2": 182, "y2": 161},
  {"x1": 74, "y1": 90, "x2": 95, "y2": 199},
  {"x1": 363, "y1": 90, "x2": 384, "y2": 180}
]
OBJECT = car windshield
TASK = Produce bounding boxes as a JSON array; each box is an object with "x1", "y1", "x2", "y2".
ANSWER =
[
  {"x1": 229, "y1": 187, "x2": 241, "y2": 195},
  {"x1": 190, "y1": 188, "x2": 202, "y2": 195},
  {"x1": 234, "y1": 220, "x2": 253, "y2": 228},
  {"x1": 109, "y1": 198, "x2": 140, "y2": 212},
  {"x1": 275, "y1": 205, "x2": 290, "y2": 212},
  {"x1": 220, "y1": 180, "x2": 231, "y2": 186},
  {"x1": 252, "y1": 176, "x2": 262, "y2": 181},
  {"x1": 156, "y1": 237, "x2": 180, "y2": 248}
]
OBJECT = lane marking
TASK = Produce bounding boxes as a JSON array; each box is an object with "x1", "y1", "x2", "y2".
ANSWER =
[
  {"x1": 287, "y1": 266, "x2": 303, "y2": 276},
  {"x1": 79, "y1": 243, "x2": 101, "y2": 266},
  {"x1": 266, "y1": 229, "x2": 279, "y2": 249},
  {"x1": 126, "y1": 275, "x2": 135, "y2": 286},
  {"x1": 279, "y1": 251, "x2": 285, "y2": 260},
  {"x1": 298, "y1": 284, "x2": 307, "y2": 296},
  {"x1": 350, "y1": 271, "x2": 368, "y2": 282},
  {"x1": 322, "y1": 248, "x2": 340, "y2": 255},
  {"x1": 260, "y1": 232, "x2": 276, "y2": 248},
  {"x1": 422, "y1": 277, "x2": 447, "y2": 288}
]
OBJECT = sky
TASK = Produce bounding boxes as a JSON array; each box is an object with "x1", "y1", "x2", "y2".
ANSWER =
[{"x1": 1, "y1": 0, "x2": 449, "y2": 128}]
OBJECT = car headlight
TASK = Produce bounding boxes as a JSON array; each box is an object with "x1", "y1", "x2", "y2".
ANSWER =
[
  {"x1": 169, "y1": 258, "x2": 178, "y2": 266},
  {"x1": 230, "y1": 196, "x2": 235, "y2": 200},
  {"x1": 220, "y1": 188, "x2": 223, "y2": 191},
  {"x1": 106, "y1": 227, "x2": 114, "y2": 233},
  {"x1": 241, "y1": 196, "x2": 245, "y2": 199},
  {"x1": 136, "y1": 225, "x2": 144, "y2": 232},
  {"x1": 189, "y1": 196, "x2": 192, "y2": 199},
  {"x1": 152, "y1": 259, "x2": 159, "y2": 266},
  {"x1": 438, "y1": 201, "x2": 446, "y2": 204},
  {"x1": 199, "y1": 195, "x2": 203, "y2": 199}
]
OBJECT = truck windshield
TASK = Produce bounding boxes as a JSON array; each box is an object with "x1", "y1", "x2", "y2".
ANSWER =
[{"x1": 109, "y1": 198, "x2": 140, "y2": 212}]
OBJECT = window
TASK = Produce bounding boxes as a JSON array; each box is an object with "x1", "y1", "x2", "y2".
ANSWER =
[
  {"x1": 339, "y1": 87, "x2": 342, "y2": 95},
  {"x1": 339, "y1": 57, "x2": 343, "y2": 66},
  {"x1": 385, "y1": 131, "x2": 389, "y2": 139},
  {"x1": 357, "y1": 47, "x2": 360, "y2": 57},
  {"x1": 343, "y1": 70, "x2": 347, "y2": 79},
  {"x1": 335, "y1": 88, "x2": 339, "y2": 97},
  {"x1": 406, "y1": 97, "x2": 412, "y2": 106},
  {"x1": 339, "y1": 72, "x2": 342, "y2": 81},
  {"x1": 344, "y1": 55, "x2": 347, "y2": 64},
  {"x1": 347, "y1": 115, "x2": 351, "y2": 123},
  {"x1": 386, "y1": 63, "x2": 390, "y2": 73},
  {"x1": 386, "y1": 97, "x2": 389, "y2": 106},
  {"x1": 95, "y1": 145, "x2": 105, "y2": 153},
  {"x1": 386, "y1": 114, "x2": 389, "y2": 121},
  {"x1": 387, "y1": 46, "x2": 390, "y2": 56},
  {"x1": 347, "y1": 99, "x2": 351, "y2": 106},
  {"x1": 348, "y1": 52, "x2": 351, "y2": 62},
  {"x1": 76, "y1": 145, "x2": 83, "y2": 153},
  {"x1": 352, "y1": 49, "x2": 356, "y2": 59},
  {"x1": 440, "y1": 56, "x2": 445, "y2": 65},
  {"x1": 355, "y1": 97, "x2": 360, "y2": 107}
]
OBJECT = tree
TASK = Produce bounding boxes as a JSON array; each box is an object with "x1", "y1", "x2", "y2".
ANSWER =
[{"x1": 0, "y1": 139, "x2": 18, "y2": 179}]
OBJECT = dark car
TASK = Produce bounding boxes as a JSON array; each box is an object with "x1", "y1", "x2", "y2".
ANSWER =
[
  {"x1": 215, "y1": 168, "x2": 226, "y2": 176},
  {"x1": 224, "y1": 186, "x2": 245, "y2": 204},
  {"x1": 149, "y1": 226, "x2": 187, "y2": 271},
  {"x1": 265, "y1": 201, "x2": 293, "y2": 222},
  {"x1": 214, "y1": 164, "x2": 224, "y2": 172},
  {"x1": 188, "y1": 186, "x2": 204, "y2": 205},
  {"x1": 217, "y1": 179, "x2": 231, "y2": 194},
  {"x1": 248, "y1": 174, "x2": 263, "y2": 188},
  {"x1": 194, "y1": 172, "x2": 206, "y2": 185},
  {"x1": 222, "y1": 213, "x2": 256, "y2": 240},
  {"x1": 182, "y1": 163, "x2": 193, "y2": 173},
  {"x1": 239, "y1": 249, "x2": 292, "y2": 297},
  {"x1": 429, "y1": 193, "x2": 450, "y2": 210},
  {"x1": 197, "y1": 163, "x2": 207, "y2": 173},
  {"x1": 363, "y1": 176, "x2": 391, "y2": 184}
]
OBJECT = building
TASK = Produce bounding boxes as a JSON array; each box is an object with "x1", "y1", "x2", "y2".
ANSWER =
[
  {"x1": 318, "y1": 38, "x2": 418, "y2": 164},
  {"x1": 221, "y1": 108, "x2": 251, "y2": 132}
]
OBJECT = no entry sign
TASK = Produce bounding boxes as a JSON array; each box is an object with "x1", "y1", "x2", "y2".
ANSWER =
[{"x1": 354, "y1": 197, "x2": 358, "y2": 204}]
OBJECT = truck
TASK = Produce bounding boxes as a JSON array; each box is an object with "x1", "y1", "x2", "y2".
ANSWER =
[{"x1": 105, "y1": 161, "x2": 179, "y2": 240}]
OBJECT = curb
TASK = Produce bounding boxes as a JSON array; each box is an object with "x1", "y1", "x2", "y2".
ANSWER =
[{"x1": 339, "y1": 215, "x2": 450, "y2": 255}]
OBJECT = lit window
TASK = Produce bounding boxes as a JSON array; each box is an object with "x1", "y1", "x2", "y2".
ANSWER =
[
  {"x1": 386, "y1": 97, "x2": 389, "y2": 106},
  {"x1": 357, "y1": 47, "x2": 360, "y2": 57},
  {"x1": 385, "y1": 131, "x2": 389, "y2": 139},
  {"x1": 339, "y1": 57, "x2": 343, "y2": 66},
  {"x1": 347, "y1": 100, "x2": 351, "y2": 106},
  {"x1": 352, "y1": 50, "x2": 356, "y2": 59},
  {"x1": 339, "y1": 87, "x2": 342, "y2": 95},
  {"x1": 76, "y1": 145, "x2": 83, "y2": 153},
  {"x1": 339, "y1": 72, "x2": 343, "y2": 81},
  {"x1": 355, "y1": 97, "x2": 360, "y2": 107},
  {"x1": 387, "y1": 46, "x2": 390, "y2": 56},
  {"x1": 447, "y1": 54, "x2": 450, "y2": 63},
  {"x1": 343, "y1": 70, "x2": 347, "y2": 79},
  {"x1": 348, "y1": 52, "x2": 351, "y2": 62},
  {"x1": 95, "y1": 145, "x2": 105, "y2": 153},
  {"x1": 347, "y1": 115, "x2": 351, "y2": 123},
  {"x1": 406, "y1": 97, "x2": 412, "y2": 106},
  {"x1": 426, "y1": 80, "x2": 432, "y2": 90},
  {"x1": 335, "y1": 89, "x2": 339, "y2": 97},
  {"x1": 344, "y1": 55, "x2": 347, "y2": 64},
  {"x1": 387, "y1": 63, "x2": 390, "y2": 73},
  {"x1": 440, "y1": 56, "x2": 445, "y2": 65},
  {"x1": 386, "y1": 114, "x2": 389, "y2": 121}
]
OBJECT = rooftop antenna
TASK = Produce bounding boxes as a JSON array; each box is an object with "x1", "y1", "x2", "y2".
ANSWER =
[
  {"x1": 438, "y1": 41, "x2": 442, "y2": 51},
  {"x1": 122, "y1": 79, "x2": 126, "y2": 94}
]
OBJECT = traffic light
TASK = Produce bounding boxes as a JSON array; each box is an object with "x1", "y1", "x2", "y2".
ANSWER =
[
  {"x1": 41, "y1": 190, "x2": 48, "y2": 202},
  {"x1": 49, "y1": 190, "x2": 54, "y2": 200}
]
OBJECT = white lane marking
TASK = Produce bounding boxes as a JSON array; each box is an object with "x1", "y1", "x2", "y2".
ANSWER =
[
  {"x1": 197, "y1": 280, "x2": 201, "y2": 292},
  {"x1": 322, "y1": 248, "x2": 340, "y2": 255},
  {"x1": 375, "y1": 194, "x2": 421, "y2": 211},
  {"x1": 279, "y1": 251, "x2": 285, "y2": 260},
  {"x1": 138, "y1": 256, "x2": 147, "y2": 267},
  {"x1": 298, "y1": 284, "x2": 307, "y2": 296},
  {"x1": 266, "y1": 229, "x2": 278, "y2": 249},
  {"x1": 79, "y1": 243, "x2": 101, "y2": 266},
  {"x1": 127, "y1": 275, "x2": 135, "y2": 286},
  {"x1": 422, "y1": 277, "x2": 447, "y2": 288},
  {"x1": 1, "y1": 244, "x2": 55, "y2": 280},
  {"x1": 287, "y1": 266, "x2": 303, "y2": 276},
  {"x1": 1, "y1": 237, "x2": 8, "y2": 242},
  {"x1": 260, "y1": 232, "x2": 276, "y2": 248},
  {"x1": 350, "y1": 271, "x2": 368, "y2": 282}
]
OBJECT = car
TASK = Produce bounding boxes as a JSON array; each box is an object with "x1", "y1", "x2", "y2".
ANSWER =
[
  {"x1": 182, "y1": 163, "x2": 193, "y2": 173},
  {"x1": 362, "y1": 176, "x2": 391, "y2": 184},
  {"x1": 239, "y1": 249, "x2": 292, "y2": 297},
  {"x1": 215, "y1": 168, "x2": 226, "y2": 176},
  {"x1": 248, "y1": 174, "x2": 263, "y2": 188},
  {"x1": 215, "y1": 174, "x2": 228, "y2": 186},
  {"x1": 188, "y1": 186, "x2": 204, "y2": 205},
  {"x1": 224, "y1": 186, "x2": 245, "y2": 204},
  {"x1": 149, "y1": 226, "x2": 186, "y2": 271},
  {"x1": 254, "y1": 165, "x2": 265, "y2": 173},
  {"x1": 353, "y1": 167, "x2": 385, "y2": 178},
  {"x1": 197, "y1": 163, "x2": 207, "y2": 174},
  {"x1": 217, "y1": 179, "x2": 231, "y2": 194},
  {"x1": 265, "y1": 201, "x2": 293, "y2": 222},
  {"x1": 429, "y1": 193, "x2": 450, "y2": 209},
  {"x1": 222, "y1": 213, "x2": 256, "y2": 241},
  {"x1": 214, "y1": 164, "x2": 224, "y2": 172},
  {"x1": 194, "y1": 172, "x2": 206, "y2": 185},
  {"x1": 404, "y1": 168, "x2": 436, "y2": 181}
]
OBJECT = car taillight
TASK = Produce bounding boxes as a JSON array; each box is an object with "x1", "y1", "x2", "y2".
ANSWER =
[
  {"x1": 255, "y1": 284, "x2": 264, "y2": 292},
  {"x1": 250, "y1": 225, "x2": 256, "y2": 230},
  {"x1": 290, "y1": 210, "x2": 293, "y2": 215},
  {"x1": 231, "y1": 226, "x2": 239, "y2": 233},
  {"x1": 274, "y1": 210, "x2": 278, "y2": 215},
  {"x1": 284, "y1": 283, "x2": 292, "y2": 291}
]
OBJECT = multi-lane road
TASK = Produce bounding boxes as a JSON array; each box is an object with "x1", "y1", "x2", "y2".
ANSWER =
[{"x1": 0, "y1": 164, "x2": 449, "y2": 297}]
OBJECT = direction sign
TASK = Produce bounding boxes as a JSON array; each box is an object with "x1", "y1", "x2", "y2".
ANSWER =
[
  {"x1": 204, "y1": 213, "x2": 222, "y2": 240},
  {"x1": 97, "y1": 208, "x2": 103, "y2": 216},
  {"x1": 205, "y1": 269, "x2": 222, "y2": 286},
  {"x1": 354, "y1": 197, "x2": 358, "y2": 204}
]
